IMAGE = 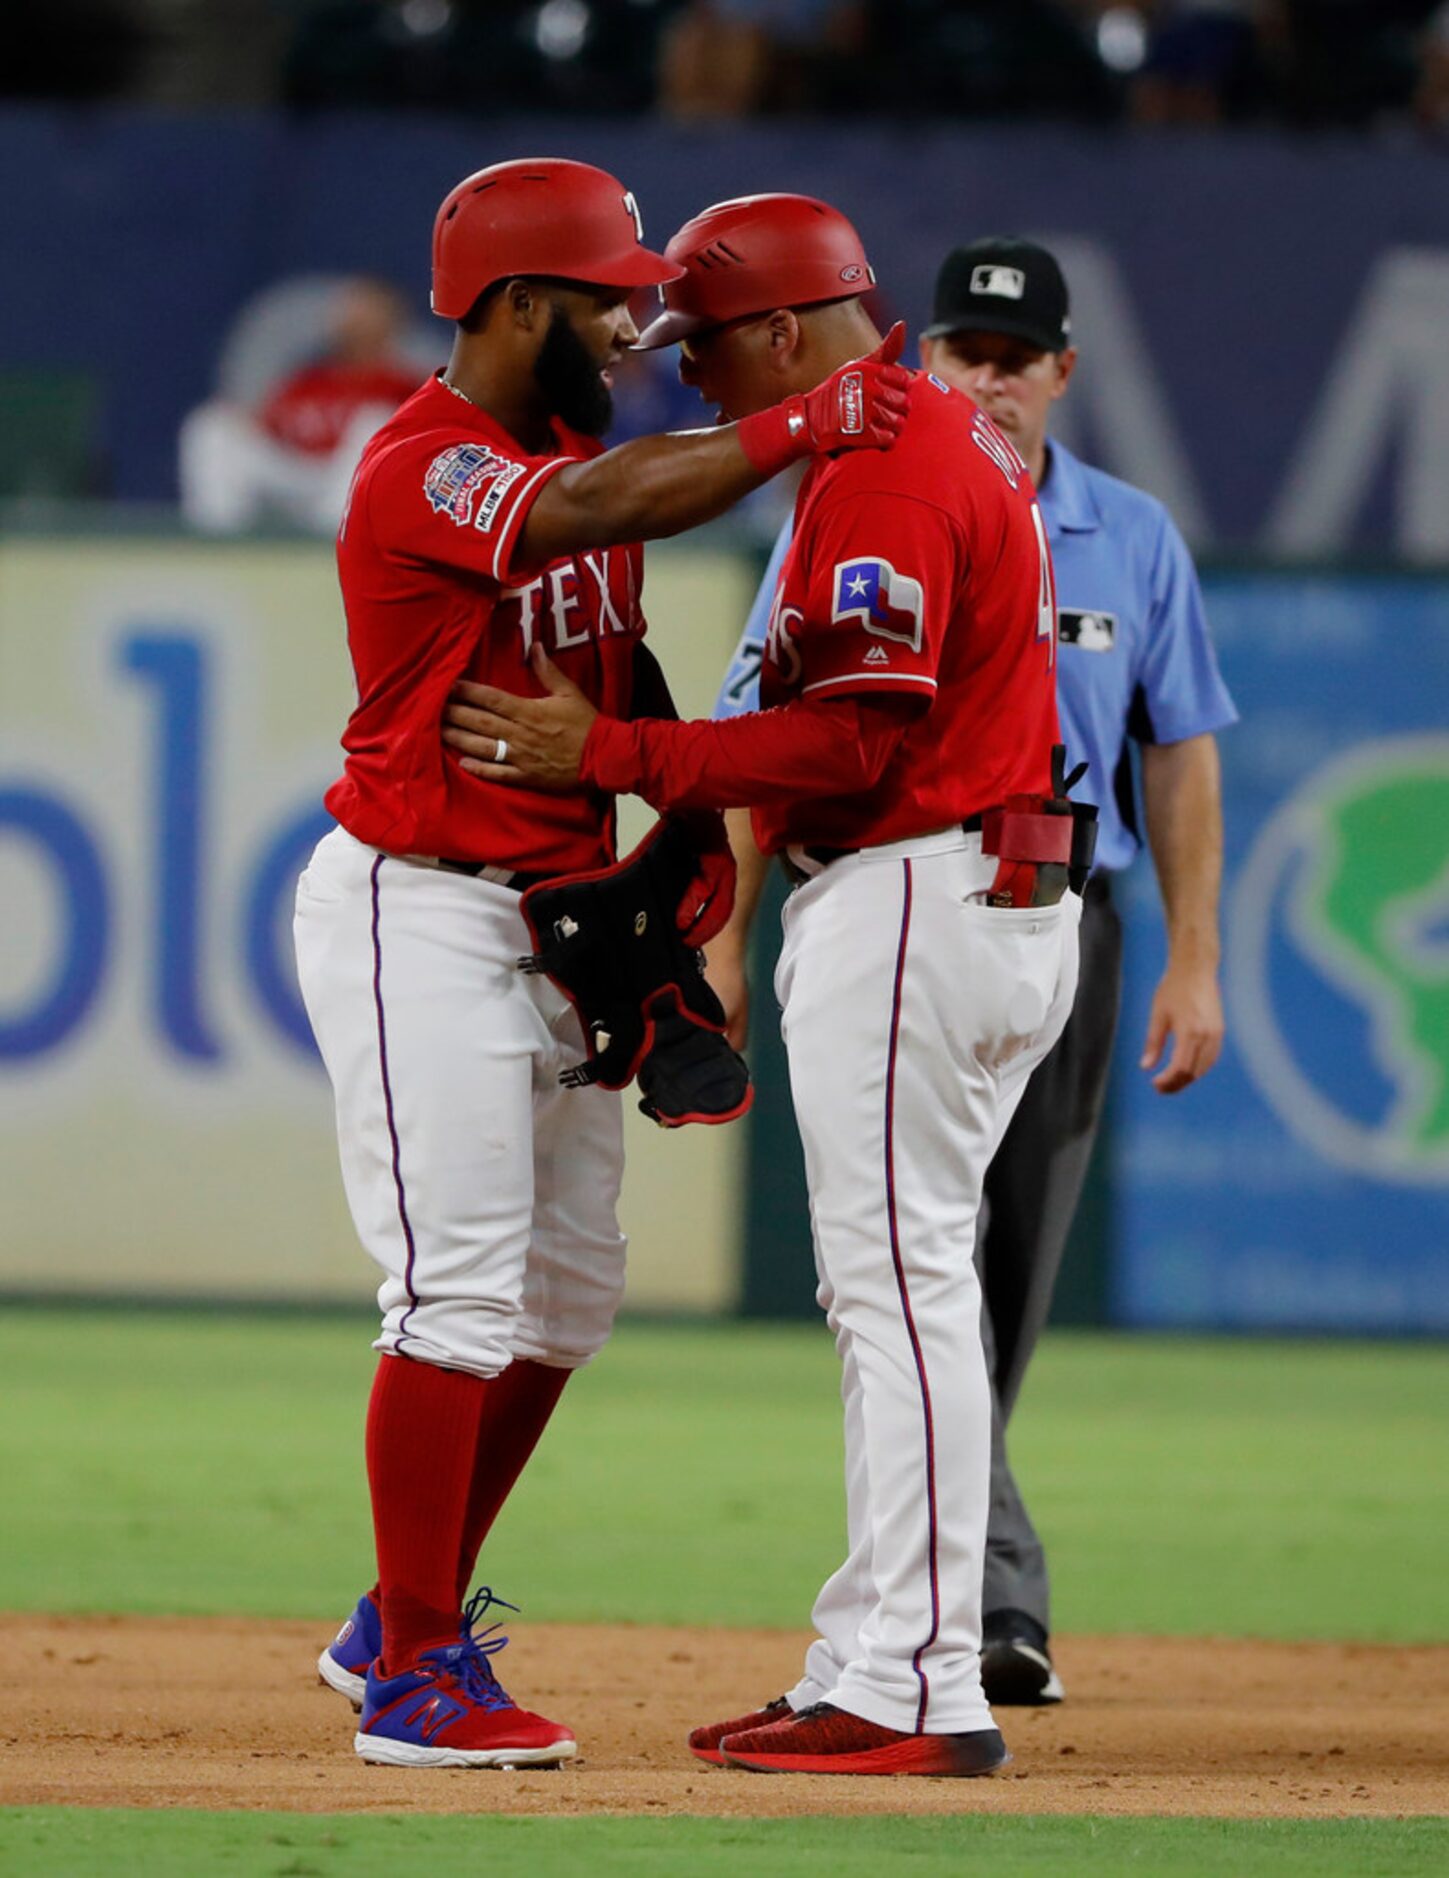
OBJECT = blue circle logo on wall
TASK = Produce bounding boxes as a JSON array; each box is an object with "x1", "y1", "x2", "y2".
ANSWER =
[{"x1": 1230, "y1": 735, "x2": 1449, "y2": 1186}]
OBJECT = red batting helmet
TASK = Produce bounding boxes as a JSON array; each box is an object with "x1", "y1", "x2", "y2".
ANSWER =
[
  {"x1": 431, "y1": 158, "x2": 683, "y2": 320},
  {"x1": 633, "y1": 194, "x2": 876, "y2": 350}
]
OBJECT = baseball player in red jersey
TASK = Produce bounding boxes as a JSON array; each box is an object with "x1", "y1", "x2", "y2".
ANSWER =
[
  {"x1": 440, "y1": 194, "x2": 1084, "y2": 1776},
  {"x1": 295, "y1": 161, "x2": 909, "y2": 1770}
]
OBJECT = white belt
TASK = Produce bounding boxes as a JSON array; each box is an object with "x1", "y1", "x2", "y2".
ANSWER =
[
  {"x1": 784, "y1": 826, "x2": 978, "y2": 878},
  {"x1": 395, "y1": 853, "x2": 532, "y2": 888}
]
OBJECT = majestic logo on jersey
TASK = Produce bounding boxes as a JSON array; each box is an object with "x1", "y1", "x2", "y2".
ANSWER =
[
  {"x1": 970, "y1": 409, "x2": 1026, "y2": 490},
  {"x1": 831, "y1": 557, "x2": 925, "y2": 652},
  {"x1": 863, "y1": 644, "x2": 891, "y2": 664},
  {"x1": 1059, "y1": 608, "x2": 1117, "y2": 651},
  {"x1": 423, "y1": 445, "x2": 522, "y2": 530},
  {"x1": 970, "y1": 263, "x2": 1025, "y2": 300}
]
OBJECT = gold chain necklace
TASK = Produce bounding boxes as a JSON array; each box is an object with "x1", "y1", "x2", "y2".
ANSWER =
[{"x1": 439, "y1": 373, "x2": 482, "y2": 410}]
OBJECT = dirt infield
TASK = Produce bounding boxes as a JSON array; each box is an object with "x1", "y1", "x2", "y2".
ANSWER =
[{"x1": 1, "y1": 1614, "x2": 1446, "y2": 1819}]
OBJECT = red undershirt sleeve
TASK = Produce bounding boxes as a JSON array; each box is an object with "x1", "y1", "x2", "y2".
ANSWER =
[{"x1": 579, "y1": 694, "x2": 914, "y2": 817}]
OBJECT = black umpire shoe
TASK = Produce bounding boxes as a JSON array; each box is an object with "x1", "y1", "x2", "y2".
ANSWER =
[{"x1": 981, "y1": 1608, "x2": 1065, "y2": 1706}]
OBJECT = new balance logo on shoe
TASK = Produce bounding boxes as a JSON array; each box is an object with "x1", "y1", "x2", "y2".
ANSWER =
[
  {"x1": 406, "y1": 1691, "x2": 470, "y2": 1741},
  {"x1": 351, "y1": 1588, "x2": 577, "y2": 1769}
]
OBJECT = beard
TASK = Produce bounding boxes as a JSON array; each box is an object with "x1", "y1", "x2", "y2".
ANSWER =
[{"x1": 534, "y1": 303, "x2": 614, "y2": 436}]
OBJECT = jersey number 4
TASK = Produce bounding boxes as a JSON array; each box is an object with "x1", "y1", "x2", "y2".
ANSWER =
[{"x1": 1029, "y1": 499, "x2": 1055, "y2": 671}]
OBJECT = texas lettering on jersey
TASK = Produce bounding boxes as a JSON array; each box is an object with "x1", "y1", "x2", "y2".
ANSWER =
[
  {"x1": 762, "y1": 586, "x2": 804, "y2": 687},
  {"x1": 499, "y1": 548, "x2": 639, "y2": 659}
]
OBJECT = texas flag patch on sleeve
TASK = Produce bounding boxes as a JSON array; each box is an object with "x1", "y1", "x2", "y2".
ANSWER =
[{"x1": 831, "y1": 556, "x2": 925, "y2": 652}]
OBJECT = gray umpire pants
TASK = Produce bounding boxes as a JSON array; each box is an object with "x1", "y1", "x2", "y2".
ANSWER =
[{"x1": 975, "y1": 874, "x2": 1122, "y2": 1633}]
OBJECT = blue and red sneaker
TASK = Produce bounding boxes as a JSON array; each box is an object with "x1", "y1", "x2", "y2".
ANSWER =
[
  {"x1": 354, "y1": 1588, "x2": 576, "y2": 1769},
  {"x1": 317, "y1": 1590, "x2": 381, "y2": 1710}
]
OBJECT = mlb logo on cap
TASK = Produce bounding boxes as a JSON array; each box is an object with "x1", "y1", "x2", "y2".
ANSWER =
[
  {"x1": 923, "y1": 238, "x2": 1071, "y2": 352},
  {"x1": 970, "y1": 264, "x2": 1025, "y2": 300}
]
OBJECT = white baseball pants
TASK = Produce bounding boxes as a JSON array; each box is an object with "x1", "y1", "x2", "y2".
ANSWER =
[
  {"x1": 776, "y1": 829, "x2": 1081, "y2": 1735},
  {"x1": 294, "y1": 826, "x2": 627, "y2": 1379}
]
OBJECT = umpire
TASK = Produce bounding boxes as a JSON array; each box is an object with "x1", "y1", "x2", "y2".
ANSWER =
[
  {"x1": 711, "y1": 236, "x2": 1237, "y2": 1707},
  {"x1": 920, "y1": 239, "x2": 1237, "y2": 1703}
]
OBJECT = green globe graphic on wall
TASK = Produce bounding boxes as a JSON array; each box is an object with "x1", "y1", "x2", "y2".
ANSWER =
[{"x1": 1231, "y1": 736, "x2": 1449, "y2": 1186}]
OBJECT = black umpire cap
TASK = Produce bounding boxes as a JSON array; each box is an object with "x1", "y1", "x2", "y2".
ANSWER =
[{"x1": 923, "y1": 238, "x2": 1071, "y2": 352}]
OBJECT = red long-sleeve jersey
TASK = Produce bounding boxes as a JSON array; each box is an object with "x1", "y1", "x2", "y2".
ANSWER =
[{"x1": 581, "y1": 371, "x2": 1060, "y2": 851}]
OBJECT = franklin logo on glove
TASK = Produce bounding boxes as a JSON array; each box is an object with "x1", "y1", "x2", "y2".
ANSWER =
[{"x1": 839, "y1": 370, "x2": 865, "y2": 436}]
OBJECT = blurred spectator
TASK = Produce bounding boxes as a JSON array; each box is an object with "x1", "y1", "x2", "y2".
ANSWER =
[
  {"x1": 657, "y1": 0, "x2": 865, "y2": 118},
  {"x1": 134, "y1": 0, "x2": 287, "y2": 104},
  {"x1": 179, "y1": 277, "x2": 423, "y2": 535},
  {"x1": 1415, "y1": 1, "x2": 1449, "y2": 131},
  {"x1": 3, "y1": 0, "x2": 1444, "y2": 129},
  {"x1": 1129, "y1": 1, "x2": 1263, "y2": 124},
  {"x1": 865, "y1": 0, "x2": 1121, "y2": 120},
  {"x1": 285, "y1": 0, "x2": 680, "y2": 114},
  {"x1": 1268, "y1": 0, "x2": 1437, "y2": 126}
]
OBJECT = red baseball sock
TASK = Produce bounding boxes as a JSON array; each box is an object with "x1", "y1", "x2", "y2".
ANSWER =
[
  {"x1": 455, "y1": 1359, "x2": 571, "y2": 1605},
  {"x1": 365, "y1": 1352, "x2": 491, "y2": 1674}
]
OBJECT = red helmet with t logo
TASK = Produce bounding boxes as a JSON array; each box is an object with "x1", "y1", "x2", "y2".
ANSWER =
[{"x1": 431, "y1": 159, "x2": 682, "y2": 320}]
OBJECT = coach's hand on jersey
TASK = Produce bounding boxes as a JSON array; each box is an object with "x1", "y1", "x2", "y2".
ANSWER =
[{"x1": 443, "y1": 645, "x2": 596, "y2": 790}]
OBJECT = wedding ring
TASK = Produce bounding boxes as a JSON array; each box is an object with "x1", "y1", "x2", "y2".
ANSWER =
[{"x1": 494, "y1": 738, "x2": 509, "y2": 765}]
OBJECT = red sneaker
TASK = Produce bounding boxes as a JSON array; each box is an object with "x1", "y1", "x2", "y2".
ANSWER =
[
  {"x1": 354, "y1": 1590, "x2": 574, "y2": 1769},
  {"x1": 355, "y1": 1644, "x2": 576, "y2": 1769},
  {"x1": 719, "y1": 1701, "x2": 1009, "y2": 1777},
  {"x1": 688, "y1": 1696, "x2": 792, "y2": 1766}
]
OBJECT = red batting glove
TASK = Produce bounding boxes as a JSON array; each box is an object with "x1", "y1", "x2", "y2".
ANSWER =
[{"x1": 736, "y1": 322, "x2": 910, "y2": 476}]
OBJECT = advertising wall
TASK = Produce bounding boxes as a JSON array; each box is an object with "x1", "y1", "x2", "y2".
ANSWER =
[
  {"x1": 0, "y1": 530, "x2": 754, "y2": 1310},
  {"x1": 4, "y1": 529, "x2": 1446, "y2": 1330},
  {"x1": 1113, "y1": 569, "x2": 1449, "y2": 1332}
]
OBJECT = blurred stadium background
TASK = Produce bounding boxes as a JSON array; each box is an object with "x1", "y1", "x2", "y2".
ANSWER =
[{"x1": 2, "y1": 0, "x2": 1448, "y2": 1337}]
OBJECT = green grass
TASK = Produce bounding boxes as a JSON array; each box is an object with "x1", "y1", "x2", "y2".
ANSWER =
[
  {"x1": 1, "y1": 1310, "x2": 1447, "y2": 1640},
  {"x1": 3, "y1": 1811, "x2": 1448, "y2": 1877}
]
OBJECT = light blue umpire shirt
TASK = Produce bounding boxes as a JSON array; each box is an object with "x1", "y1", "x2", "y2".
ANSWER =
[{"x1": 713, "y1": 437, "x2": 1237, "y2": 873}]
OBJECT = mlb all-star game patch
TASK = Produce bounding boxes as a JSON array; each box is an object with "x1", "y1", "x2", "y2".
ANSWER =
[{"x1": 423, "y1": 444, "x2": 523, "y2": 529}]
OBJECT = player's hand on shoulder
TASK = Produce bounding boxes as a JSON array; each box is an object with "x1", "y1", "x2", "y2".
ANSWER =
[
  {"x1": 1140, "y1": 957, "x2": 1225, "y2": 1095},
  {"x1": 441, "y1": 644, "x2": 598, "y2": 791},
  {"x1": 801, "y1": 322, "x2": 911, "y2": 456}
]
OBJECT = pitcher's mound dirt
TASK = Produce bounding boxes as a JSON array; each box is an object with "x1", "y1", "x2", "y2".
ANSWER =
[{"x1": 2, "y1": 1615, "x2": 1446, "y2": 1819}]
